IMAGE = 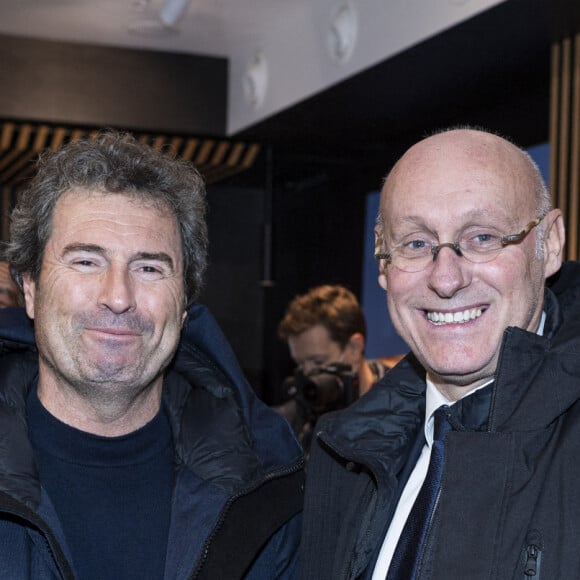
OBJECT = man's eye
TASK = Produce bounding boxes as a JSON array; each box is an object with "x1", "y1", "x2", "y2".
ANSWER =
[
  {"x1": 71, "y1": 259, "x2": 97, "y2": 268},
  {"x1": 470, "y1": 233, "x2": 501, "y2": 246},
  {"x1": 400, "y1": 239, "x2": 431, "y2": 254},
  {"x1": 136, "y1": 264, "x2": 166, "y2": 279}
]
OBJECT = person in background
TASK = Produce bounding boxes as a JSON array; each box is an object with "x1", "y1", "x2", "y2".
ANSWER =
[
  {"x1": 298, "y1": 127, "x2": 580, "y2": 579},
  {"x1": 0, "y1": 131, "x2": 303, "y2": 579},
  {"x1": 276, "y1": 284, "x2": 400, "y2": 449},
  {"x1": 0, "y1": 260, "x2": 20, "y2": 307}
]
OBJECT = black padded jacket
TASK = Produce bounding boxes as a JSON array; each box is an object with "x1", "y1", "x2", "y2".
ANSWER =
[{"x1": 300, "y1": 261, "x2": 580, "y2": 580}]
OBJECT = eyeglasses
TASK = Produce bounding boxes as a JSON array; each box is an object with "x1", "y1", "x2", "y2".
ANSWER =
[{"x1": 375, "y1": 216, "x2": 544, "y2": 273}]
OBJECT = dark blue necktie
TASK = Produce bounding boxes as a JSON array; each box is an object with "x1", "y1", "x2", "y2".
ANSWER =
[{"x1": 386, "y1": 405, "x2": 452, "y2": 580}]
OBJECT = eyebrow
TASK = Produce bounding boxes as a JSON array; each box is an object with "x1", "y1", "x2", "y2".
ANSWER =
[{"x1": 62, "y1": 244, "x2": 176, "y2": 271}]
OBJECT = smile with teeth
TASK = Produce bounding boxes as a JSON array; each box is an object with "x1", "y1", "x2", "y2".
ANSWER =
[{"x1": 426, "y1": 308, "x2": 483, "y2": 325}]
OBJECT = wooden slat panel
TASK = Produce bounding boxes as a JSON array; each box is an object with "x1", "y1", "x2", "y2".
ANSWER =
[
  {"x1": 569, "y1": 34, "x2": 580, "y2": 260},
  {"x1": 1, "y1": 186, "x2": 10, "y2": 240},
  {"x1": 557, "y1": 37, "x2": 571, "y2": 224},
  {"x1": 0, "y1": 122, "x2": 260, "y2": 199},
  {"x1": 167, "y1": 137, "x2": 183, "y2": 158},
  {"x1": 209, "y1": 141, "x2": 229, "y2": 166},
  {"x1": 195, "y1": 140, "x2": 214, "y2": 165},
  {"x1": 549, "y1": 42, "x2": 560, "y2": 207},
  {"x1": 152, "y1": 135, "x2": 166, "y2": 151},
  {"x1": 49, "y1": 127, "x2": 67, "y2": 151},
  {"x1": 226, "y1": 142, "x2": 246, "y2": 167},
  {"x1": 240, "y1": 144, "x2": 261, "y2": 169},
  {"x1": 0, "y1": 124, "x2": 32, "y2": 172},
  {"x1": 0, "y1": 122, "x2": 15, "y2": 151},
  {"x1": 182, "y1": 138, "x2": 199, "y2": 161}
]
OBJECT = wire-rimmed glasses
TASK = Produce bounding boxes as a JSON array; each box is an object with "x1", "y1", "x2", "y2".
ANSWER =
[{"x1": 374, "y1": 216, "x2": 544, "y2": 273}]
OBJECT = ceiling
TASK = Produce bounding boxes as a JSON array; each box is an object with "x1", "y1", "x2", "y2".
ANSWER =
[{"x1": 0, "y1": 0, "x2": 509, "y2": 135}]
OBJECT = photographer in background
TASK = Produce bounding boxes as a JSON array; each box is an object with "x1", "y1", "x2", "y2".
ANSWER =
[{"x1": 276, "y1": 285, "x2": 400, "y2": 451}]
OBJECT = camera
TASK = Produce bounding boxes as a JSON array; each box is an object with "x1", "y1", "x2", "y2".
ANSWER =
[{"x1": 285, "y1": 363, "x2": 360, "y2": 419}]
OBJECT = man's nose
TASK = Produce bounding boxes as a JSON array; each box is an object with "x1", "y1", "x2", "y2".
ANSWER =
[
  {"x1": 426, "y1": 244, "x2": 471, "y2": 299},
  {"x1": 98, "y1": 264, "x2": 136, "y2": 313}
]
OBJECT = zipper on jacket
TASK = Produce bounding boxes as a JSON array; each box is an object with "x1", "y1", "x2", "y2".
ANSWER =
[
  {"x1": 188, "y1": 458, "x2": 304, "y2": 579},
  {"x1": 522, "y1": 543, "x2": 542, "y2": 578},
  {"x1": 521, "y1": 529, "x2": 543, "y2": 579}
]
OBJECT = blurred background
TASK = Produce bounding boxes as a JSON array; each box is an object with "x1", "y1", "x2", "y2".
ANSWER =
[{"x1": 0, "y1": 0, "x2": 575, "y2": 401}]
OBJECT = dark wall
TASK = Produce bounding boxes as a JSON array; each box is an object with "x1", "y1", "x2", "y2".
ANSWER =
[
  {"x1": 200, "y1": 184, "x2": 266, "y2": 395},
  {"x1": 0, "y1": 34, "x2": 227, "y2": 135},
  {"x1": 204, "y1": 154, "x2": 368, "y2": 403}
]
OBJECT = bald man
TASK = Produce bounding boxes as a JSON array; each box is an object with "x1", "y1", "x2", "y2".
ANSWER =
[{"x1": 299, "y1": 128, "x2": 580, "y2": 579}]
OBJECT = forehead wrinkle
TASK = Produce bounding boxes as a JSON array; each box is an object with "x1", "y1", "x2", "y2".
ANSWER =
[{"x1": 385, "y1": 208, "x2": 498, "y2": 234}]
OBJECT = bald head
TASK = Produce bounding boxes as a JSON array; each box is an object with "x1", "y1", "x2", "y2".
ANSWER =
[{"x1": 380, "y1": 129, "x2": 550, "y2": 233}]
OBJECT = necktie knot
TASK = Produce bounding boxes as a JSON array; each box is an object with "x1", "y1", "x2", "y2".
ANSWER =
[{"x1": 433, "y1": 405, "x2": 452, "y2": 442}]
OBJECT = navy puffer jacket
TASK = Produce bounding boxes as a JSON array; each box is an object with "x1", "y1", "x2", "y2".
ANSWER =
[{"x1": 0, "y1": 304, "x2": 304, "y2": 579}]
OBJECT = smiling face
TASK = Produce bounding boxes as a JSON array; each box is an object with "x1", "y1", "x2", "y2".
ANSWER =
[
  {"x1": 377, "y1": 130, "x2": 564, "y2": 399},
  {"x1": 22, "y1": 190, "x2": 187, "y2": 424}
]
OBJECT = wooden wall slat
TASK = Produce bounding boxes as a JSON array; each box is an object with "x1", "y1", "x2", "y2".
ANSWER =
[{"x1": 569, "y1": 34, "x2": 580, "y2": 260}]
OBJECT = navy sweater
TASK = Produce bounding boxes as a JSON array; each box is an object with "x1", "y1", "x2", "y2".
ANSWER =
[{"x1": 27, "y1": 387, "x2": 174, "y2": 579}]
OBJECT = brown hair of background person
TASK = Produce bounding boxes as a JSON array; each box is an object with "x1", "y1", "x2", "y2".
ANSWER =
[{"x1": 276, "y1": 284, "x2": 397, "y2": 450}]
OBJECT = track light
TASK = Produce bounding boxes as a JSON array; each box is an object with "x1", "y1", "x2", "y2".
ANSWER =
[
  {"x1": 327, "y1": 1, "x2": 358, "y2": 64},
  {"x1": 159, "y1": 0, "x2": 191, "y2": 27}
]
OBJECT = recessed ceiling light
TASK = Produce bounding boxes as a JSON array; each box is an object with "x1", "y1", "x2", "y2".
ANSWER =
[
  {"x1": 159, "y1": 0, "x2": 192, "y2": 27},
  {"x1": 242, "y1": 52, "x2": 268, "y2": 110},
  {"x1": 327, "y1": 1, "x2": 358, "y2": 64}
]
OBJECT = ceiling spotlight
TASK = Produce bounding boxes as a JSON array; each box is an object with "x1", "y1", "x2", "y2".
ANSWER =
[
  {"x1": 242, "y1": 52, "x2": 269, "y2": 110},
  {"x1": 327, "y1": 1, "x2": 358, "y2": 64},
  {"x1": 159, "y1": 0, "x2": 192, "y2": 27}
]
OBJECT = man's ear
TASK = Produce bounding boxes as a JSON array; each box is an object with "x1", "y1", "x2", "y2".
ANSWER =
[
  {"x1": 346, "y1": 332, "x2": 365, "y2": 358},
  {"x1": 21, "y1": 273, "x2": 36, "y2": 319},
  {"x1": 542, "y1": 209, "x2": 566, "y2": 279},
  {"x1": 374, "y1": 225, "x2": 388, "y2": 291}
]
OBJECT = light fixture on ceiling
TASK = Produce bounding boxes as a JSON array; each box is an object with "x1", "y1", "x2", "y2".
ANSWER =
[
  {"x1": 159, "y1": 0, "x2": 192, "y2": 27},
  {"x1": 327, "y1": 1, "x2": 358, "y2": 64},
  {"x1": 242, "y1": 52, "x2": 268, "y2": 110}
]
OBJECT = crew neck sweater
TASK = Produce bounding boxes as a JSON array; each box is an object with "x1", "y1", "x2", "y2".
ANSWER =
[{"x1": 26, "y1": 387, "x2": 174, "y2": 580}]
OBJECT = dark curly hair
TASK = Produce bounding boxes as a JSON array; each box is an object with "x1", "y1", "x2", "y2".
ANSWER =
[
  {"x1": 277, "y1": 285, "x2": 366, "y2": 348},
  {"x1": 5, "y1": 130, "x2": 208, "y2": 305}
]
